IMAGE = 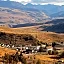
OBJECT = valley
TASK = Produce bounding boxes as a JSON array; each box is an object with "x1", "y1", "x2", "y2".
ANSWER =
[{"x1": 0, "y1": 0, "x2": 64, "y2": 64}]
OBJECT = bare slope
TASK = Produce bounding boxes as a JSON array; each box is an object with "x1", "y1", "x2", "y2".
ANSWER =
[{"x1": 0, "y1": 7, "x2": 49, "y2": 27}]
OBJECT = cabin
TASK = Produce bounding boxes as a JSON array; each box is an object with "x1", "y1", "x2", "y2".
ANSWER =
[{"x1": 54, "y1": 42, "x2": 64, "y2": 50}]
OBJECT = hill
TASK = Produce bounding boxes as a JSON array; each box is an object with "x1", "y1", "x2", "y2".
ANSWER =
[
  {"x1": 0, "y1": 27, "x2": 64, "y2": 44},
  {"x1": 45, "y1": 19, "x2": 64, "y2": 24},
  {"x1": 39, "y1": 19, "x2": 64, "y2": 33},
  {"x1": 51, "y1": 11, "x2": 64, "y2": 18},
  {"x1": 0, "y1": 7, "x2": 49, "y2": 27},
  {"x1": 43, "y1": 23, "x2": 64, "y2": 33}
]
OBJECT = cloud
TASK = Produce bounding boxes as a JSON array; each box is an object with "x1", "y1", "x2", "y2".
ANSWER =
[
  {"x1": 10, "y1": 0, "x2": 64, "y2": 3},
  {"x1": 31, "y1": 0, "x2": 64, "y2": 3},
  {"x1": 11, "y1": 0, "x2": 31, "y2": 2},
  {"x1": 10, "y1": 0, "x2": 64, "y2": 5}
]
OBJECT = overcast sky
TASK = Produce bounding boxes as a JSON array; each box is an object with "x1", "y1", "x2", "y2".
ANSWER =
[{"x1": 10, "y1": 0, "x2": 64, "y2": 5}]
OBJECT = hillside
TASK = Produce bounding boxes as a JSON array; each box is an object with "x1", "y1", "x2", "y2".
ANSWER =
[
  {"x1": 0, "y1": 47, "x2": 16, "y2": 57},
  {"x1": 39, "y1": 19, "x2": 64, "y2": 33},
  {"x1": 51, "y1": 11, "x2": 64, "y2": 18},
  {"x1": 0, "y1": 1, "x2": 64, "y2": 20},
  {"x1": 0, "y1": 1, "x2": 64, "y2": 17},
  {"x1": 0, "y1": 1, "x2": 64, "y2": 27},
  {"x1": 0, "y1": 27, "x2": 64, "y2": 44},
  {"x1": 43, "y1": 23, "x2": 64, "y2": 33},
  {"x1": 0, "y1": 7, "x2": 49, "y2": 27},
  {"x1": 45, "y1": 19, "x2": 64, "y2": 24}
]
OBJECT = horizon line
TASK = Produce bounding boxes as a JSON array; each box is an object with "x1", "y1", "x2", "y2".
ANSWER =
[{"x1": 0, "y1": 0, "x2": 64, "y2": 6}]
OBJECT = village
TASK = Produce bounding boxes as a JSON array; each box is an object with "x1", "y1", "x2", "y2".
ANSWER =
[
  {"x1": 0, "y1": 41, "x2": 64, "y2": 56},
  {"x1": 0, "y1": 41, "x2": 64, "y2": 64},
  {"x1": 0, "y1": 42, "x2": 47, "y2": 53}
]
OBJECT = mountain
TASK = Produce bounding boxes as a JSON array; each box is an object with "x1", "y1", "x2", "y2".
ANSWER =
[
  {"x1": 0, "y1": 1, "x2": 64, "y2": 17},
  {"x1": 0, "y1": 7, "x2": 49, "y2": 27},
  {"x1": 43, "y1": 23, "x2": 64, "y2": 33},
  {"x1": 0, "y1": 1, "x2": 51, "y2": 27},
  {"x1": 45, "y1": 19, "x2": 64, "y2": 24},
  {"x1": 0, "y1": 1, "x2": 64, "y2": 27},
  {"x1": 51, "y1": 11, "x2": 64, "y2": 18},
  {"x1": 40, "y1": 19, "x2": 64, "y2": 33}
]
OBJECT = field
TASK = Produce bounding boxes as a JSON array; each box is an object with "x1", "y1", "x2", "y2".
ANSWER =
[
  {"x1": 0, "y1": 47, "x2": 16, "y2": 64},
  {"x1": 23, "y1": 53, "x2": 59, "y2": 64},
  {"x1": 0, "y1": 47, "x2": 16, "y2": 57}
]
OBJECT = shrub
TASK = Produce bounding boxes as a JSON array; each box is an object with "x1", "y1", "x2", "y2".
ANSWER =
[
  {"x1": 52, "y1": 42, "x2": 56, "y2": 47},
  {"x1": 48, "y1": 50, "x2": 58, "y2": 55},
  {"x1": 36, "y1": 59, "x2": 41, "y2": 64},
  {"x1": 59, "y1": 51, "x2": 64, "y2": 58},
  {"x1": 48, "y1": 50, "x2": 53, "y2": 55}
]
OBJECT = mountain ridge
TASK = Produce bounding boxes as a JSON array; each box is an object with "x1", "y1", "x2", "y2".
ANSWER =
[
  {"x1": 40, "y1": 19, "x2": 64, "y2": 33},
  {"x1": 0, "y1": 1, "x2": 64, "y2": 16},
  {"x1": 0, "y1": 7, "x2": 49, "y2": 27}
]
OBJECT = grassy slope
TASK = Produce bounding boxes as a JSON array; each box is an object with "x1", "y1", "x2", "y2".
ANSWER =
[
  {"x1": 0, "y1": 26, "x2": 64, "y2": 43},
  {"x1": 0, "y1": 47, "x2": 16, "y2": 57}
]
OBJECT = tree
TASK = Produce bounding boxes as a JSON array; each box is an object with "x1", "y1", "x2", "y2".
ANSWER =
[
  {"x1": 14, "y1": 52, "x2": 19, "y2": 62},
  {"x1": 36, "y1": 59, "x2": 41, "y2": 64},
  {"x1": 48, "y1": 50, "x2": 58, "y2": 55},
  {"x1": 39, "y1": 47, "x2": 43, "y2": 52},
  {"x1": 61, "y1": 42, "x2": 63, "y2": 44},
  {"x1": 21, "y1": 56, "x2": 27, "y2": 64},
  {"x1": 3, "y1": 53, "x2": 11, "y2": 63},
  {"x1": 48, "y1": 50, "x2": 53, "y2": 55},
  {"x1": 52, "y1": 42, "x2": 56, "y2": 47},
  {"x1": 59, "y1": 51, "x2": 64, "y2": 58},
  {"x1": 23, "y1": 58, "x2": 27, "y2": 64}
]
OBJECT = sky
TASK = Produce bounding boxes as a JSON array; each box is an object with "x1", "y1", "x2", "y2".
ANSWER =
[
  {"x1": 11, "y1": 0, "x2": 31, "y2": 2},
  {"x1": 10, "y1": 0, "x2": 64, "y2": 5}
]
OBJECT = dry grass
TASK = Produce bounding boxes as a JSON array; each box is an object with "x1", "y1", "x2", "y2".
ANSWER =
[
  {"x1": 35, "y1": 55, "x2": 56, "y2": 61},
  {"x1": 0, "y1": 26, "x2": 64, "y2": 43},
  {"x1": 23, "y1": 54, "x2": 57, "y2": 64},
  {"x1": 35, "y1": 54, "x2": 57, "y2": 64},
  {"x1": 0, "y1": 47, "x2": 16, "y2": 57}
]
